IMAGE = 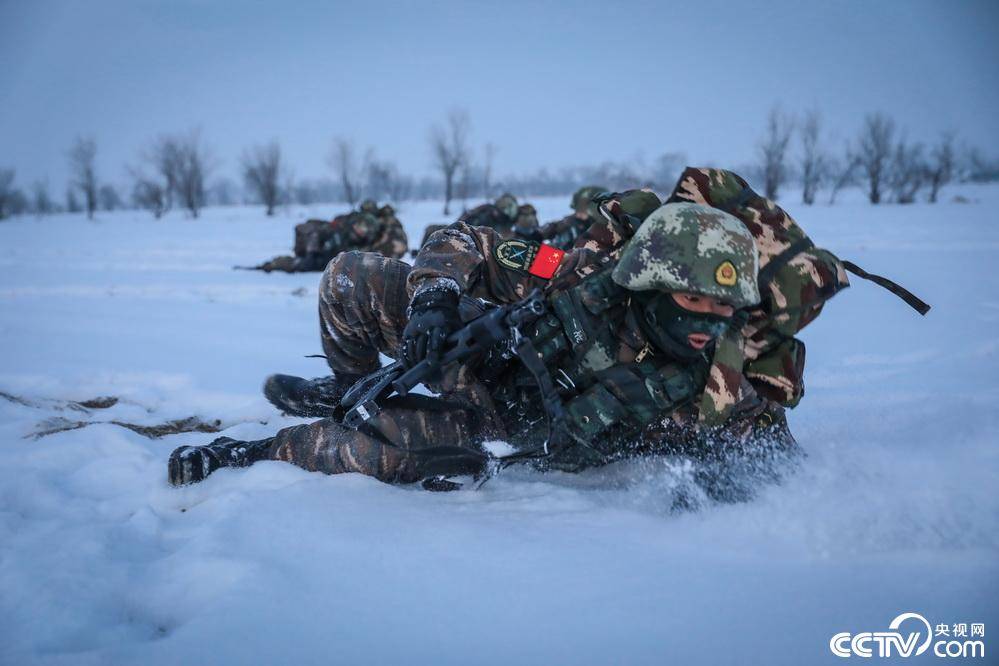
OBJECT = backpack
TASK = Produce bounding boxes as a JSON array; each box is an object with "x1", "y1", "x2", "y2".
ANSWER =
[{"x1": 665, "y1": 167, "x2": 928, "y2": 417}]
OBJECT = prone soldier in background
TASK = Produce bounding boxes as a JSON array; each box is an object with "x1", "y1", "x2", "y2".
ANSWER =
[
  {"x1": 250, "y1": 199, "x2": 408, "y2": 273},
  {"x1": 528, "y1": 185, "x2": 607, "y2": 250},
  {"x1": 417, "y1": 193, "x2": 539, "y2": 249}
]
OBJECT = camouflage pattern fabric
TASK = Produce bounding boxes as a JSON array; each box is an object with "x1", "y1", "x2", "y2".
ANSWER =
[
  {"x1": 269, "y1": 397, "x2": 490, "y2": 483},
  {"x1": 262, "y1": 245, "x2": 791, "y2": 482},
  {"x1": 537, "y1": 213, "x2": 592, "y2": 251},
  {"x1": 611, "y1": 202, "x2": 761, "y2": 309},
  {"x1": 250, "y1": 185, "x2": 801, "y2": 484},
  {"x1": 255, "y1": 205, "x2": 408, "y2": 273},
  {"x1": 371, "y1": 205, "x2": 409, "y2": 258},
  {"x1": 318, "y1": 251, "x2": 411, "y2": 376},
  {"x1": 411, "y1": 190, "x2": 663, "y2": 305},
  {"x1": 293, "y1": 219, "x2": 336, "y2": 258},
  {"x1": 454, "y1": 202, "x2": 539, "y2": 240},
  {"x1": 331, "y1": 207, "x2": 408, "y2": 260},
  {"x1": 533, "y1": 185, "x2": 610, "y2": 250},
  {"x1": 571, "y1": 185, "x2": 607, "y2": 211},
  {"x1": 666, "y1": 167, "x2": 849, "y2": 413},
  {"x1": 418, "y1": 223, "x2": 449, "y2": 249}
]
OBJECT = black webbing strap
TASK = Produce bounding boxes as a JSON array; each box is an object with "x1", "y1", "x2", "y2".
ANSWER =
[
  {"x1": 757, "y1": 238, "x2": 814, "y2": 289},
  {"x1": 842, "y1": 261, "x2": 931, "y2": 315}
]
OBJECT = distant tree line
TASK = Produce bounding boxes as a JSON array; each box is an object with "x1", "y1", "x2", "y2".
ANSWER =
[
  {"x1": 750, "y1": 105, "x2": 988, "y2": 206},
  {"x1": 1, "y1": 108, "x2": 997, "y2": 221}
]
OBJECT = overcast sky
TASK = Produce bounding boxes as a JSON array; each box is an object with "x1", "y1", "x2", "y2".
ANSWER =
[{"x1": 2, "y1": 0, "x2": 997, "y2": 191}]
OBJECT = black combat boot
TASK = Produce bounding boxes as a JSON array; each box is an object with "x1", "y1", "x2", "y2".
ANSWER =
[
  {"x1": 168, "y1": 436, "x2": 273, "y2": 486},
  {"x1": 263, "y1": 372, "x2": 363, "y2": 418}
]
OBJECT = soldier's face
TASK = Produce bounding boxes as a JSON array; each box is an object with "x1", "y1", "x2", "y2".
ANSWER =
[{"x1": 671, "y1": 292, "x2": 735, "y2": 350}]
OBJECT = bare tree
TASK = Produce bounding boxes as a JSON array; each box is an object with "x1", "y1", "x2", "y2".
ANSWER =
[
  {"x1": 7, "y1": 189, "x2": 29, "y2": 217},
  {"x1": 241, "y1": 141, "x2": 283, "y2": 215},
  {"x1": 799, "y1": 110, "x2": 827, "y2": 205},
  {"x1": 68, "y1": 136, "x2": 98, "y2": 218},
  {"x1": 281, "y1": 170, "x2": 296, "y2": 209},
  {"x1": 926, "y1": 133, "x2": 956, "y2": 203},
  {"x1": 99, "y1": 184, "x2": 122, "y2": 211},
  {"x1": 827, "y1": 145, "x2": 860, "y2": 205},
  {"x1": 293, "y1": 180, "x2": 318, "y2": 206},
  {"x1": 32, "y1": 180, "x2": 53, "y2": 216},
  {"x1": 366, "y1": 158, "x2": 413, "y2": 203},
  {"x1": 174, "y1": 130, "x2": 211, "y2": 217},
  {"x1": 328, "y1": 138, "x2": 367, "y2": 205},
  {"x1": 856, "y1": 113, "x2": 895, "y2": 204},
  {"x1": 430, "y1": 108, "x2": 471, "y2": 215},
  {"x1": 482, "y1": 142, "x2": 496, "y2": 199},
  {"x1": 887, "y1": 139, "x2": 927, "y2": 204},
  {"x1": 756, "y1": 106, "x2": 795, "y2": 200},
  {"x1": 0, "y1": 169, "x2": 15, "y2": 220},
  {"x1": 147, "y1": 135, "x2": 182, "y2": 211},
  {"x1": 131, "y1": 177, "x2": 167, "y2": 218},
  {"x1": 145, "y1": 130, "x2": 211, "y2": 217},
  {"x1": 66, "y1": 187, "x2": 81, "y2": 213}
]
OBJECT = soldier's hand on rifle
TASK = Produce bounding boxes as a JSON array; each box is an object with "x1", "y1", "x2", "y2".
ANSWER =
[{"x1": 403, "y1": 288, "x2": 462, "y2": 369}]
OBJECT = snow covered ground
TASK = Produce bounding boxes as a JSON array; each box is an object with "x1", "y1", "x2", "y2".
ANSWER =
[{"x1": 1, "y1": 189, "x2": 997, "y2": 665}]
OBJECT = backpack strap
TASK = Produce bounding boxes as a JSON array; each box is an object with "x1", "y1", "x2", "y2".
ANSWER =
[
  {"x1": 841, "y1": 261, "x2": 931, "y2": 315},
  {"x1": 756, "y1": 237, "x2": 814, "y2": 289}
]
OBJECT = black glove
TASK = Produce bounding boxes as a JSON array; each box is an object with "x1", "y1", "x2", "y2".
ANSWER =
[{"x1": 402, "y1": 289, "x2": 462, "y2": 369}]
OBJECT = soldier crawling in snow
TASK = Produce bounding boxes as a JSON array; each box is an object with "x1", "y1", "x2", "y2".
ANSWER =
[
  {"x1": 170, "y1": 168, "x2": 875, "y2": 498},
  {"x1": 251, "y1": 199, "x2": 408, "y2": 273},
  {"x1": 418, "y1": 193, "x2": 539, "y2": 249},
  {"x1": 525, "y1": 185, "x2": 607, "y2": 251}
]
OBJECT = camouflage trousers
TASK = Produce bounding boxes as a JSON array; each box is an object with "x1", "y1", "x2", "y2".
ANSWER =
[{"x1": 266, "y1": 251, "x2": 499, "y2": 483}]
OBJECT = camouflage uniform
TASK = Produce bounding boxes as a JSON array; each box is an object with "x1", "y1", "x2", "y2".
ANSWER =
[
  {"x1": 255, "y1": 203, "x2": 408, "y2": 273},
  {"x1": 537, "y1": 185, "x2": 607, "y2": 250},
  {"x1": 418, "y1": 199, "x2": 540, "y2": 249},
  {"x1": 665, "y1": 168, "x2": 850, "y2": 412},
  {"x1": 258, "y1": 195, "x2": 793, "y2": 483}
]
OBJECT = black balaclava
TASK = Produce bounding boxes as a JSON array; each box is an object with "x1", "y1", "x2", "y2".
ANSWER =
[{"x1": 632, "y1": 291, "x2": 732, "y2": 360}]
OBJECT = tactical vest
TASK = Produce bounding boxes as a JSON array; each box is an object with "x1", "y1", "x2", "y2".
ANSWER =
[{"x1": 489, "y1": 268, "x2": 708, "y2": 462}]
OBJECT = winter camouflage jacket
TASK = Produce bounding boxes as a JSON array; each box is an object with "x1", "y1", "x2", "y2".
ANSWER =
[
  {"x1": 536, "y1": 212, "x2": 596, "y2": 250},
  {"x1": 407, "y1": 189, "x2": 786, "y2": 468},
  {"x1": 331, "y1": 205, "x2": 408, "y2": 259}
]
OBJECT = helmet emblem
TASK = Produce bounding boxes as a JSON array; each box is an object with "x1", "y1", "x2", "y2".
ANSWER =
[{"x1": 715, "y1": 261, "x2": 737, "y2": 286}]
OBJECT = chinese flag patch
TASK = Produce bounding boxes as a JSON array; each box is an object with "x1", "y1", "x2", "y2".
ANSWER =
[{"x1": 528, "y1": 243, "x2": 565, "y2": 279}]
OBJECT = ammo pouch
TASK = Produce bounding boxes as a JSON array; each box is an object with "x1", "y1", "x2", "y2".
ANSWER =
[
  {"x1": 744, "y1": 337, "x2": 806, "y2": 407},
  {"x1": 564, "y1": 362, "x2": 700, "y2": 449}
]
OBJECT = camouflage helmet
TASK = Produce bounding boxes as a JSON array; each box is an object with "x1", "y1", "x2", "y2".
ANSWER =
[
  {"x1": 611, "y1": 202, "x2": 760, "y2": 308},
  {"x1": 495, "y1": 193, "x2": 518, "y2": 220},
  {"x1": 359, "y1": 199, "x2": 378, "y2": 213},
  {"x1": 571, "y1": 185, "x2": 606, "y2": 211},
  {"x1": 515, "y1": 203, "x2": 538, "y2": 228}
]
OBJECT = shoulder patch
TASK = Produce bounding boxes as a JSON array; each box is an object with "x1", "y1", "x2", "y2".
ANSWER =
[
  {"x1": 495, "y1": 239, "x2": 538, "y2": 273},
  {"x1": 494, "y1": 240, "x2": 565, "y2": 278}
]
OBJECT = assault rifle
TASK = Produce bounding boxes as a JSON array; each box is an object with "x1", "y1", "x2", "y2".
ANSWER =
[{"x1": 340, "y1": 289, "x2": 569, "y2": 466}]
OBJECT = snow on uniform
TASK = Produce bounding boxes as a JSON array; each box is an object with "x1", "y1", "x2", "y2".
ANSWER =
[{"x1": 260, "y1": 199, "x2": 794, "y2": 483}]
